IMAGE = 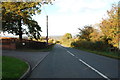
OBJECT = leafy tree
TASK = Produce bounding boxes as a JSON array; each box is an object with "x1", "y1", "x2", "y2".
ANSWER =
[
  {"x1": 60, "y1": 33, "x2": 73, "y2": 47},
  {"x1": 100, "y1": 4, "x2": 120, "y2": 47},
  {"x1": 77, "y1": 25, "x2": 94, "y2": 41},
  {"x1": 62, "y1": 33, "x2": 72, "y2": 39},
  {"x1": 2, "y1": 1, "x2": 53, "y2": 40},
  {"x1": 71, "y1": 3, "x2": 120, "y2": 53},
  {"x1": 90, "y1": 29, "x2": 102, "y2": 42}
]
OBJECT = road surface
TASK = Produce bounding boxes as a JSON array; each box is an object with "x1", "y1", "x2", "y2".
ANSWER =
[
  {"x1": 3, "y1": 50, "x2": 49, "y2": 70},
  {"x1": 28, "y1": 44, "x2": 119, "y2": 79}
]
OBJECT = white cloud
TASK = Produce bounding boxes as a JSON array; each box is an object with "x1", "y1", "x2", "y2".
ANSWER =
[
  {"x1": 55, "y1": 0, "x2": 114, "y2": 13},
  {"x1": 3, "y1": 0, "x2": 119, "y2": 38},
  {"x1": 32, "y1": 0, "x2": 119, "y2": 36},
  {"x1": 42, "y1": 13, "x2": 103, "y2": 36}
]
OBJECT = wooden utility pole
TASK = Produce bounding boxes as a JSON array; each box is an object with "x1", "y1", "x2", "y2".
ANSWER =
[{"x1": 46, "y1": 15, "x2": 48, "y2": 45}]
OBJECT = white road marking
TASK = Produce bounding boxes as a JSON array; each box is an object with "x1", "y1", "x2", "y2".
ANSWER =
[
  {"x1": 64, "y1": 47, "x2": 110, "y2": 80},
  {"x1": 31, "y1": 53, "x2": 49, "y2": 71},
  {"x1": 78, "y1": 59, "x2": 110, "y2": 80},
  {"x1": 32, "y1": 57, "x2": 45, "y2": 71},
  {"x1": 67, "y1": 51, "x2": 75, "y2": 56}
]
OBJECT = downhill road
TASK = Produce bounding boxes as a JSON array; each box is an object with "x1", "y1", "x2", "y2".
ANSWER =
[{"x1": 28, "y1": 44, "x2": 119, "y2": 79}]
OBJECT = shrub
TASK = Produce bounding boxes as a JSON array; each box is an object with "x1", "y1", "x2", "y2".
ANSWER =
[
  {"x1": 48, "y1": 39, "x2": 54, "y2": 43},
  {"x1": 16, "y1": 41, "x2": 47, "y2": 49},
  {"x1": 71, "y1": 40, "x2": 112, "y2": 51}
]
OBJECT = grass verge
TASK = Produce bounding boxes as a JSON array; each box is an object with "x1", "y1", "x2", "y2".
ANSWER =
[
  {"x1": 2, "y1": 56, "x2": 28, "y2": 79},
  {"x1": 74, "y1": 47, "x2": 120, "y2": 60}
]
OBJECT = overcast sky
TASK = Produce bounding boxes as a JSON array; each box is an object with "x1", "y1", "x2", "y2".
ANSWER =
[{"x1": 32, "y1": 0, "x2": 119, "y2": 36}]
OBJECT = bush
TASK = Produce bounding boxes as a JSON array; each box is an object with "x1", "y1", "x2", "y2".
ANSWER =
[
  {"x1": 61, "y1": 39, "x2": 74, "y2": 47},
  {"x1": 16, "y1": 41, "x2": 47, "y2": 49},
  {"x1": 48, "y1": 39, "x2": 54, "y2": 43},
  {"x1": 71, "y1": 40, "x2": 111, "y2": 51},
  {"x1": 55, "y1": 40, "x2": 60, "y2": 44},
  {"x1": 1, "y1": 38, "x2": 49, "y2": 50}
]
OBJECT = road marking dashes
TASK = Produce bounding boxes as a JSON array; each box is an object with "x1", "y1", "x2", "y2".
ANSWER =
[
  {"x1": 67, "y1": 51, "x2": 75, "y2": 56},
  {"x1": 63, "y1": 47, "x2": 110, "y2": 80},
  {"x1": 78, "y1": 59, "x2": 110, "y2": 80}
]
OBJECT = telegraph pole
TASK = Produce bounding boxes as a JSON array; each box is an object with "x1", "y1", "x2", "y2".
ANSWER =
[{"x1": 46, "y1": 15, "x2": 48, "y2": 45}]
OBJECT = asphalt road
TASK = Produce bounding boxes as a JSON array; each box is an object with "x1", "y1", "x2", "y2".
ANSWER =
[{"x1": 28, "y1": 44, "x2": 119, "y2": 79}]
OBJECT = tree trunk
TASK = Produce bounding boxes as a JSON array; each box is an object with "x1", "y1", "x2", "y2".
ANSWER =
[{"x1": 18, "y1": 18, "x2": 22, "y2": 41}]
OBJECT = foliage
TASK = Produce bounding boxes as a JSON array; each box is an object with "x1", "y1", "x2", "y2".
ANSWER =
[
  {"x1": 62, "y1": 33, "x2": 72, "y2": 39},
  {"x1": 72, "y1": 4, "x2": 119, "y2": 53},
  {"x1": 25, "y1": 19, "x2": 42, "y2": 40},
  {"x1": 55, "y1": 40, "x2": 60, "y2": 44},
  {"x1": 89, "y1": 29, "x2": 102, "y2": 42},
  {"x1": 77, "y1": 25, "x2": 95, "y2": 41},
  {"x1": 16, "y1": 41, "x2": 47, "y2": 49},
  {"x1": 99, "y1": 4, "x2": 120, "y2": 48},
  {"x1": 2, "y1": 1, "x2": 53, "y2": 40},
  {"x1": 16, "y1": 42, "x2": 54, "y2": 52},
  {"x1": 1, "y1": 37, "x2": 48, "y2": 49},
  {"x1": 48, "y1": 39, "x2": 54, "y2": 43},
  {"x1": 56, "y1": 3, "x2": 120, "y2": 59},
  {"x1": 60, "y1": 33, "x2": 74, "y2": 47},
  {"x1": 71, "y1": 40, "x2": 112, "y2": 51}
]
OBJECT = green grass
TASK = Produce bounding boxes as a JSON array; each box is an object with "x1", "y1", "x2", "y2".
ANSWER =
[
  {"x1": 74, "y1": 47, "x2": 120, "y2": 60},
  {"x1": 2, "y1": 56, "x2": 28, "y2": 79}
]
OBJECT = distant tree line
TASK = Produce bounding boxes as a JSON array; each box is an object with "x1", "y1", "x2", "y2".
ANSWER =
[{"x1": 60, "y1": 4, "x2": 120, "y2": 52}]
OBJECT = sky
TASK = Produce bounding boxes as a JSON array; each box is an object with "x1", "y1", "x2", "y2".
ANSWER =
[
  {"x1": 2, "y1": 0, "x2": 120, "y2": 37},
  {"x1": 32, "y1": 0, "x2": 119, "y2": 36}
]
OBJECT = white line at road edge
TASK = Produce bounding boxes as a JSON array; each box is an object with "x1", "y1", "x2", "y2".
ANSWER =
[
  {"x1": 31, "y1": 53, "x2": 50, "y2": 71},
  {"x1": 63, "y1": 47, "x2": 110, "y2": 80}
]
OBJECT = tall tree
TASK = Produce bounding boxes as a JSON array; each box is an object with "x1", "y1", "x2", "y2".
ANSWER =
[
  {"x1": 89, "y1": 29, "x2": 102, "y2": 42},
  {"x1": 2, "y1": 1, "x2": 53, "y2": 40},
  {"x1": 100, "y1": 4, "x2": 120, "y2": 47},
  {"x1": 78, "y1": 25, "x2": 94, "y2": 41}
]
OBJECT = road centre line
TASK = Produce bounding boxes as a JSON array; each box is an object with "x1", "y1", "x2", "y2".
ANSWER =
[
  {"x1": 67, "y1": 51, "x2": 75, "y2": 56},
  {"x1": 78, "y1": 59, "x2": 110, "y2": 80},
  {"x1": 64, "y1": 47, "x2": 110, "y2": 80}
]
